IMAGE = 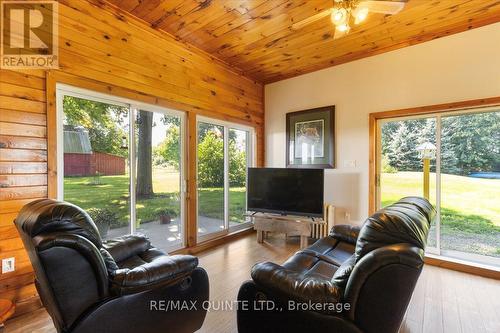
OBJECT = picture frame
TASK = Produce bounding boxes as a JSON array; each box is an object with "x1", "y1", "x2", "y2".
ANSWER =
[{"x1": 286, "y1": 106, "x2": 335, "y2": 168}]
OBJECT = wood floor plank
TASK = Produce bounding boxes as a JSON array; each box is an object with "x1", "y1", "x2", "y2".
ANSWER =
[
  {"x1": 467, "y1": 273, "x2": 499, "y2": 333},
  {"x1": 4, "y1": 234, "x2": 500, "y2": 333},
  {"x1": 423, "y1": 266, "x2": 443, "y2": 333},
  {"x1": 441, "y1": 268, "x2": 462, "y2": 333}
]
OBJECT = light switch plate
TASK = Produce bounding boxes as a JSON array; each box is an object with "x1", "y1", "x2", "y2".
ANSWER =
[
  {"x1": 343, "y1": 160, "x2": 357, "y2": 168},
  {"x1": 2, "y1": 257, "x2": 15, "y2": 273}
]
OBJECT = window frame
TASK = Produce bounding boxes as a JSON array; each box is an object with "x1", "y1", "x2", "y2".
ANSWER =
[
  {"x1": 196, "y1": 115, "x2": 256, "y2": 243},
  {"x1": 371, "y1": 100, "x2": 500, "y2": 268},
  {"x1": 56, "y1": 83, "x2": 187, "y2": 252}
]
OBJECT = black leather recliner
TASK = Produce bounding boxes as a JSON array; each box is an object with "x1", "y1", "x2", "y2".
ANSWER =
[
  {"x1": 15, "y1": 199, "x2": 209, "y2": 333},
  {"x1": 237, "y1": 196, "x2": 435, "y2": 333}
]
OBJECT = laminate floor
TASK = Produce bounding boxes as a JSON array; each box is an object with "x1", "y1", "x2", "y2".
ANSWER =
[{"x1": 5, "y1": 234, "x2": 500, "y2": 333}]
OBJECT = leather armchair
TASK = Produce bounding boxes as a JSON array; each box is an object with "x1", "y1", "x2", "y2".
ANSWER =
[
  {"x1": 237, "y1": 197, "x2": 435, "y2": 333},
  {"x1": 15, "y1": 199, "x2": 209, "y2": 333}
]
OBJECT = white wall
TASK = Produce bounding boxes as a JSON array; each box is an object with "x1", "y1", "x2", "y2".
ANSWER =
[{"x1": 265, "y1": 23, "x2": 500, "y2": 225}]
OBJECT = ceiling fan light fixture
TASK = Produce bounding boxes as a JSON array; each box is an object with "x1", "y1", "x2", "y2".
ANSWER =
[
  {"x1": 336, "y1": 23, "x2": 350, "y2": 32},
  {"x1": 291, "y1": 0, "x2": 406, "y2": 37},
  {"x1": 331, "y1": 7, "x2": 348, "y2": 25},
  {"x1": 354, "y1": 7, "x2": 369, "y2": 24}
]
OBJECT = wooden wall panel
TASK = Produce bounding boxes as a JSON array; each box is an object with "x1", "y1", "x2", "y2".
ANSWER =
[
  {"x1": 0, "y1": 0, "x2": 263, "y2": 317},
  {"x1": 0, "y1": 67, "x2": 45, "y2": 315}
]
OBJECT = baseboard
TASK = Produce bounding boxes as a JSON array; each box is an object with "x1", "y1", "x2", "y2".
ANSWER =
[
  {"x1": 171, "y1": 227, "x2": 256, "y2": 255},
  {"x1": 12, "y1": 296, "x2": 43, "y2": 319},
  {"x1": 425, "y1": 254, "x2": 500, "y2": 280}
]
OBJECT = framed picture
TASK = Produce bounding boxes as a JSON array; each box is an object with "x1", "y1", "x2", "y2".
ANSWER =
[{"x1": 286, "y1": 106, "x2": 335, "y2": 168}]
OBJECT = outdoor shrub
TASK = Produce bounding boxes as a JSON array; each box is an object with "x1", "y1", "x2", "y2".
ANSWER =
[
  {"x1": 157, "y1": 207, "x2": 178, "y2": 217},
  {"x1": 88, "y1": 208, "x2": 119, "y2": 235},
  {"x1": 197, "y1": 131, "x2": 247, "y2": 187},
  {"x1": 382, "y1": 156, "x2": 398, "y2": 173}
]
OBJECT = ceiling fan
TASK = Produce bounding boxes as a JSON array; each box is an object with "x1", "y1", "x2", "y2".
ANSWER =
[{"x1": 291, "y1": 0, "x2": 406, "y2": 39}]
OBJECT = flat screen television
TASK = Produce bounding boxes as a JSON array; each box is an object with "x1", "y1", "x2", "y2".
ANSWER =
[{"x1": 247, "y1": 168, "x2": 324, "y2": 217}]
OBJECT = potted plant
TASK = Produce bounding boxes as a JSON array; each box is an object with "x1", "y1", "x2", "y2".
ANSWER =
[
  {"x1": 158, "y1": 208, "x2": 177, "y2": 225},
  {"x1": 87, "y1": 208, "x2": 118, "y2": 238}
]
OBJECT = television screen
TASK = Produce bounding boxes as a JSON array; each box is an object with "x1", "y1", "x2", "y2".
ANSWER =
[{"x1": 247, "y1": 168, "x2": 324, "y2": 217}]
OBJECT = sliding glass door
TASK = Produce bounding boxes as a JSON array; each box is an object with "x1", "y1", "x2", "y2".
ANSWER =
[
  {"x1": 60, "y1": 95, "x2": 131, "y2": 240},
  {"x1": 378, "y1": 116, "x2": 438, "y2": 251},
  {"x1": 197, "y1": 121, "x2": 226, "y2": 238},
  {"x1": 134, "y1": 111, "x2": 184, "y2": 251},
  {"x1": 228, "y1": 128, "x2": 251, "y2": 227},
  {"x1": 58, "y1": 85, "x2": 185, "y2": 252},
  {"x1": 439, "y1": 111, "x2": 499, "y2": 264},
  {"x1": 376, "y1": 107, "x2": 500, "y2": 267},
  {"x1": 197, "y1": 118, "x2": 254, "y2": 241}
]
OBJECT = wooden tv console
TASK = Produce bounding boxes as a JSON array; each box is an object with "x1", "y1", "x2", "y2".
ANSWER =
[{"x1": 247, "y1": 213, "x2": 326, "y2": 249}]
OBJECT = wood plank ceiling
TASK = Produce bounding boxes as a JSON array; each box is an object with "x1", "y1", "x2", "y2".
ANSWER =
[{"x1": 106, "y1": 0, "x2": 500, "y2": 83}]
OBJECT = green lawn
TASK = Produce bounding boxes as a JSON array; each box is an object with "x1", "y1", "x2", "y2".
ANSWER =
[
  {"x1": 381, "y1": 172, "x2": 500, "y2": 257},
  {"x1": 64, "y1": 168, "x2": 247, "y2": 228},
  {"x1": 198, "y1": 187, "x2": 247, "y2": 222},
  {"x1": 65, "y1": 170, "x2": 499, "y2": 257}
]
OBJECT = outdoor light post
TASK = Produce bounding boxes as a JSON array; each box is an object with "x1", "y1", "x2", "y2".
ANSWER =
[{"x1": 416, "y1": 142, "x2": 437, "y2": 200}]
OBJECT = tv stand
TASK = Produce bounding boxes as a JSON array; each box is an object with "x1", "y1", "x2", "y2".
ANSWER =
[{"x1": 246, "y1": 212, "x2": 325, "y2": 249}]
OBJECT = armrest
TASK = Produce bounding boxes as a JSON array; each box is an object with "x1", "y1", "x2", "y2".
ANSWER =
[
  {"x1": 329, "y1": 225, "x2": 360, "y2": 245},
  {"x1": 103, "y1": 234, "x2": 151, "y2": 263},
  {"x1": 251, "y1": 262, "x2": 342, "y2": 306},
  {"x1": 110, "y1": 254, "x2": 199, "y2": 295}
]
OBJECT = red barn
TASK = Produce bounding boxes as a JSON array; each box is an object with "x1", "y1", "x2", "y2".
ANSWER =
[{"x1": 64, "y1": 129, "x2": 126, "y2": 176}]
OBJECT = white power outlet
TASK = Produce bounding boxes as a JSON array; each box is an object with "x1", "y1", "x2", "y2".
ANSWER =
[{"x1": 2, "y1": 257, "x2": 15, "y2": 273}]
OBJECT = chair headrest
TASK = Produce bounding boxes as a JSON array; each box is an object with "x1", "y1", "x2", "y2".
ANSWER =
[
  {"x1": 355, "y1": 197, "x2": 435, "y2": 262},
  {"x1": 15, "y1": 199, "x2": 102, "y2": 248}
]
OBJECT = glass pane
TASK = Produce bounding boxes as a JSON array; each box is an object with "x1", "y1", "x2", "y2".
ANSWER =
[
  {"x1": 197, "y1": 122, "x2": 225, "y2": 237},
  {"x1": 379, "y1": 117, "x2": 438, "y2": 249},
  {"x1": 229, "y1": 128, "x2": 250, "y2": 227},
  {"x1": 440, "y1": 111, "x2": 500, "y2": 265},
  {"x1": 135, "y1": 111, "x2": 183, "y2": 252},
  {"x1": 62, "y1": 95, "x2": 130, "y2": 240}
]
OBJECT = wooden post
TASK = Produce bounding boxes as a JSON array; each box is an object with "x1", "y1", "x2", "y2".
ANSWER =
[
  {"x1": 186, "y1": 112, "x2": 198, "y2": 247},
  {"x1": 423, "y1": 158, "x2": 430, "y2": 199}
]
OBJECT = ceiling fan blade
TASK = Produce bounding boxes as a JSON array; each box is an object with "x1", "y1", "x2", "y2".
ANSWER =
[
  {"x1": 359, "y1": 1, "x2": 405, "y2": 15},
  {"x1": 291, "y1": 8, "x2": 333, "y2": 30}
]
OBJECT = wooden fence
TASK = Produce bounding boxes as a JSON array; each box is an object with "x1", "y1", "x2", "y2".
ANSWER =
[{"x1": 64, "y1": 152, "x2": 125, "y2": 176}]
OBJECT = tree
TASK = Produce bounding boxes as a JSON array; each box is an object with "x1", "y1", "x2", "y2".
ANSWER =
[
  {"x1": 381, "y1": 121, "x2": 399, "y2": 156},
  {"x1": 386, "y1": 122, "x2": 421, "y2": 171},
  {"x1": 154, "y1": 126, "x2": 180, "y2": 170},
  {"x1": 381, "y1": 112, "x2": 499, "y2": 175},
  {"x1": 229, "y1": 139, "x2": 246, "y2": 186},
  {"x1": 197, "y1": 131, "x2": 225, "y2": 187},
  {"x1": 198, "y1": 122, "x2": 216, "y2": 140},
  {"x1": 136, "y1": 110, "x2": 154, "y2": 198},
  {"x1": 153, "y1": 116, "x2": 181, "y2": 170},
  {"x1": 441, "y1": 112, "x2": 500, "y2": 174},
  {"x1": 440, "y1": 120, "x2": 460, "y2": 174},
  {"x1": 63, "y1": 96, "x2": 128, "y2": 157},
  {"x1": 197, "y1": 128, "x2": 248, "y2": 188}
]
